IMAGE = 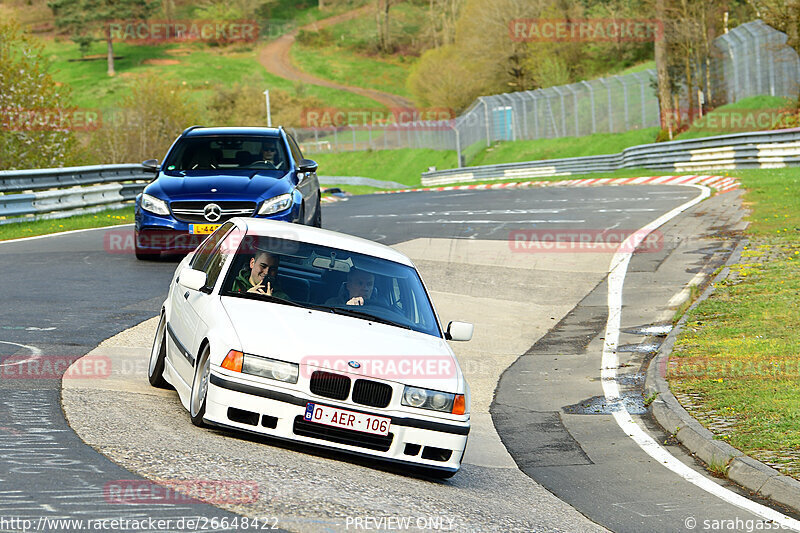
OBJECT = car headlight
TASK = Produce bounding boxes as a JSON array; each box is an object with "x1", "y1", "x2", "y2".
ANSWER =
[
  {"x1": 242, "y1": 354, "x2": 298, "y2": 383},
  {"x1": 258, "y1": 193, "x2": 293, "y2": 215},
  {"x1": 402, "y1": 386, "x2": 466, "y2": 415},
  {"x1": 140, "y1": 193, "x2": 170, "y2": 216}
]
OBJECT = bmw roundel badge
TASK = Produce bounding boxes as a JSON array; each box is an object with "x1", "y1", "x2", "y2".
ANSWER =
[{"x1": 348, "y1": 361, "x2": 361, "y2": 369}]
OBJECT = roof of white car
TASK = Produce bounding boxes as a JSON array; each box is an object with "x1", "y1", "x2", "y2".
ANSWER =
[{"x1": 235, "y1": 218, "x2": 415, "y2": 267}]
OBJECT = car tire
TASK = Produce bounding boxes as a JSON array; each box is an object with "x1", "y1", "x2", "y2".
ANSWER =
[
  {"x1": 312, "y1": 197, "x2": 322, "y2": 228},
  {"x1": 148, "y1": 314, "x2": 170, "y2": 389},
  {"x1": 189, "y1": 344, "x2": 211, "y2": 427}
]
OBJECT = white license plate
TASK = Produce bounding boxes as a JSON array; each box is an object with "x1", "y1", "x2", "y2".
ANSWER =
[
  {"x1": 304, "y1": 403, "x2": 391, "y2": 436},
  {"x1": 190, "y1": 224, "x2": 221, "y2": 235}
]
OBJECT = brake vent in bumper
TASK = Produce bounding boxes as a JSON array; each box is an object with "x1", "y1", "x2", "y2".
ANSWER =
[{"x1": 227, "y1": 407, "x2": 259, "y2": 426}]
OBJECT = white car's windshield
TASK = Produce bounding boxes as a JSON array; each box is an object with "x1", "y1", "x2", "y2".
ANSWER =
[{"x1": 219, "y1": 235, "x2": 442, "y2": 337}]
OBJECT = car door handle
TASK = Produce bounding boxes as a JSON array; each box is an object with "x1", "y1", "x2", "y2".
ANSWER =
[{"x1": 183, "y1": 291, "x2": 190, "y2": 299}]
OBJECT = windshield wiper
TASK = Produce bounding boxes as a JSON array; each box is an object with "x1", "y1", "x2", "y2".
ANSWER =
[
  {"x1": 230, "y1": 291, "x2": 307, "y2": 309},
  {"x1": 324, "y1": 307, "x2": 411, "y2": 330}
]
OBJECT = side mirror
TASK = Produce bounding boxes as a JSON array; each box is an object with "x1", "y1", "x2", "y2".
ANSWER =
[
  {"x1": 298, "y1": 159, "x2": 318, "y2": 173},
  {"x1": 178, "y1": 268, "x2": 207, "y2": 291},
  {"x1": 142, "y1": 159, "x2": 160, "y2": 173},
  {"x1": 446, "y1": 321, "x2": 473, "y2": 342}
]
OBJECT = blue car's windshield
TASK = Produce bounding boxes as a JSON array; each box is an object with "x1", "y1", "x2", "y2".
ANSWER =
[
  {"x1": 219, "y1": 235, "x2": 442, "y2": 338},
  {"x1": 164, "y1": 136, "x2": 289, "y2": 171}
]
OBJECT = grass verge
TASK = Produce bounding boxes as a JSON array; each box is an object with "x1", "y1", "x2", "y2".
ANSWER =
[
  {"x1": 467, "y1": 128, "x2": 660, "y2": 166},
  {"x1": 667, "y1": 168, "x2": 800, "y2": 479},
  {"x1": 675, "y1": 95, "x2": 795, "y2": 140},
  {"x1": 312, "y1": 148, "x2": 458, "y2": 186},
  {"x1": 0, "y1": 207, "x2": 134, "y2": 241}
]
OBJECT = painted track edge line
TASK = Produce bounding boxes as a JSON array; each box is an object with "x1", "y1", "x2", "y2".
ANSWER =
[
  {"x1": 602, "y1": 184, "x2": 800, "y2": 530},
  {"x1": 0, "y1": 223, "x2": 134, "y2": 244}
]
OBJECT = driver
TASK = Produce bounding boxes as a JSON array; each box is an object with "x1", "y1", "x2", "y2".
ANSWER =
[
  {"x1": 258, "y1": 143, "x2": 280, "y2": 167},
  {"x1": 325, "y1": 269, "x2": 375, "y2": 306},
  {"x1": 231, "y1": 250, "x2": 288, "y2": 299}
]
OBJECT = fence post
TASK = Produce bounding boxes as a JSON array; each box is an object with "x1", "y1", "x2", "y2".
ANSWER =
[
  {"x1": 533, "y1": 92, "x2": 540, "y2": 139},
  {"x1": 521, "y1": 92, "x2": 529, "y2": 139},
  {"x1": 599, "y1": 78, "x2": 613, "y2": 133},
  {"x1": 615, "y1": 75, "x2": 629, "y2": 130},
  {"x1": 565, "y1": 84, "x2": 579, "y2": 136},
  {"x1": 632, "y1": 72, "x2": 647, "y2": 128},
  {"x1": 450, "y1": 119, "x2": 463, "y2": 167},
  {"x1": 482, "y1": 98, "x2": 491, "y2": 147},
  {"x1": 551, "y1": 86, "x2": 567, "y2": 138},
  {"x1": 581, "y1": 81, "x2": 597, "y2": 134}
]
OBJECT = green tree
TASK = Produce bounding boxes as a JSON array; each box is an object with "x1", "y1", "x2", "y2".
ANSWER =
[
  {"x1": 87, "y1": 75, "x2": 202, "y2": 163},
  {"x1": 48, "y1": 0, "x2": 160, "y2": 76},
  {"x1": 0, "y1": 21, "x2": 76, "y2": 170}
]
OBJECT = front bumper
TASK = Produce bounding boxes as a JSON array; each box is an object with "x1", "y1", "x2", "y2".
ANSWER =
[
  {"x1": 205, "y1": 372, "x2": 469, "y2": 473},
  {"x1": 134, "y1": 203, "x2": 300, "y2": 254}
]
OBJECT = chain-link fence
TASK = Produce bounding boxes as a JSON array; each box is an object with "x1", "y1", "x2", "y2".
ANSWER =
[
  {"x1": 293, "y1": 69, "x2": 659, "y2": 162},
  {"x1": 711, "y1": 19, "x2": 800, "y2": 106},
  {"x1": 294, "y1": 19, "x2": 800, "y2": 165}
]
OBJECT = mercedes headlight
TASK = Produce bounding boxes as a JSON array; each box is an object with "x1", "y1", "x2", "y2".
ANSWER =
[
  {"x1": 258, "y1": 193, "x2": 293, "y2": 215},
  {"x1": 242, "y1": 354, "x2": 298, "y2": 383},
  {"x1": 140, "y1": 193, "x2": 169, "y2": 216}
]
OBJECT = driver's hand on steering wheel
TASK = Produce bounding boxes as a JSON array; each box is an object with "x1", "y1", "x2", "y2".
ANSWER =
[{"x1": 345, "y1": 296, "x2": 365, "y2": 306}]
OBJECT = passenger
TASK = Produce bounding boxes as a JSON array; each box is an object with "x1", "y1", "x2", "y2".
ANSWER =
[
  {"x1": 231, "y1": 250, "x2": 289, "y2": 299},
  {"x1": 325, "y1": 269, "x2": 375, "y2": 307}
]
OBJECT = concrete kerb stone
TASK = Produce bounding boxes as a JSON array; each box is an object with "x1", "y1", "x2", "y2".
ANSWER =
[{"x1": 644, "y1": 236, "x2": 800, "y2": 513}]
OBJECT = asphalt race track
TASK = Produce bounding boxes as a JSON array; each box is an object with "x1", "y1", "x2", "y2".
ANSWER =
[{"x1": 2, "y1": 185, "x2": 796, "y2": 532}]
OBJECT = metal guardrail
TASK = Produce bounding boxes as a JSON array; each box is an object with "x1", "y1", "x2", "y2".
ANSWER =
[
  {"x1": 3, "y1": 127, "x2": 799, "y2": 222},
  {"x1": 0, "y1": 164, "x2": 151, "y2": 223},
  {"x1": 421, "y1": 128, "x2": 800, "y2": 186}
]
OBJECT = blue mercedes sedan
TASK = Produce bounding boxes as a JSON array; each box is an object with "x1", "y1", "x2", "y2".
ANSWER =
[{"x1": 134, "y1": 126, "x2": 321, "y2": 259}]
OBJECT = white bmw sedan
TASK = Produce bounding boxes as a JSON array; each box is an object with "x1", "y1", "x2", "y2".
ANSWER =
[{"x1": 149, "y1": 218, "x2": 473, "y2": 477}]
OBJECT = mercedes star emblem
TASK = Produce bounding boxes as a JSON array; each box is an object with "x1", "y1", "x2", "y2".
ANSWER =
[{"x1": 203, "y1": 203, "x2": 222, "y2": 222}]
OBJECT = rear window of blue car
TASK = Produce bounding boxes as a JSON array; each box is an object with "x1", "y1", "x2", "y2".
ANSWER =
[{"x1": 164, "y1": 136, "x2": 290, "y2": 171}]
